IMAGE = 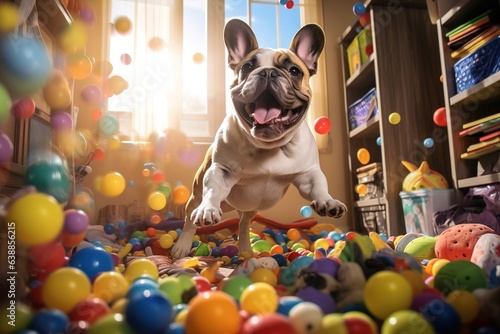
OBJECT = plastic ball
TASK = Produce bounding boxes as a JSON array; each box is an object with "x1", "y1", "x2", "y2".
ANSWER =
[
  {"x1": 295, "y1": 286, "x2": 336, "y2": 314},
  {"x1": 125, "y1": 291, "x2": 172, "y2": 333},
  {"x1": 249, "y1": 268, "x2": 278, "y2": 286},
  {"x1": 242, "y1": 313, "x2": 298, "y2": 334},
  {"x1": 0, "y1": 131, "x2": 14, "y2": 163},
  {"x1": 87, "y1": 313, "x2": 134, "y2": 334},
  {"x1": 313, "y1": 116, "x2": 331, "y2": 134},
  {"x1": 98, "y1": 114, "x2": 119, "y2": 137},
  {"x1": 68, "y1": 246, "x2": 115, "y2": 281},
  {"x1": 148, "y1": 191, "x2": 167, "y2": 211},
  {"x1": 300, "y1": 205, "x2": 313, "y2": 218},
  {"x1": 241, "y1": 282, "x2": 279, "y2": 314},
  {"x1": 355, "y1": 183, "x2": 367, "y2": 195},
  {"x1": 445, "y1": 289, "x2": 479, "y2": 324},
  {"x1": 381, "y1": 310, "x2": 435, "y2": 334},
  {"x1": 359, "y1": 12, "x2": 371, "y2": 27},
  {"x1": 285, "y1": 0, "x2": 294, "y2": 9},
  {"x1": 353, "y1": 2, "x2": 366, "y2": 16},
  {"x1": 6, "y1": 192, "x2": 64, "y2": 246},
  {"x1": 81, "y1": 84, "x2": 102, "y2": 104},
  {"x1": 104, "y1": 223, "x2": 115, "y2": 235},
  {"x1": 376, "y1": 136, "x2": 381, "y2": 146},
  {"x1": 287, "y1": 228, "x2": 301, "y2": 241},
  {"x1": 159, "y1": 233, "x2": 174, "y2": 248},
  {"x1": 125, "y1": 258, "x2": 159, "y2": 283},
  {"x1": 114, "y1": 16, "x2": 132, "y2": 34},
  {"x1": 420, "y1": 299, "x2": 460, "y2": 334},
  {"x1": 43, "y1": 71, "x2": 72, "y2": 110},
  {"x1": 423, "y1": 137, "x2": 435, "y2": 148},
  {"x1": 388, "y1": 112, "x2": 401, "y2": 125},
  {"x1": 127, "y1": 278, "x2": 159, "y2": 300},
  {"x1": 120, "y1": 53, "x2": 132, "y2": 65},
  {"x1": 172, "y1": 185, "x2": 190, "y2": 205},
  {"x1": 29, "y1": 241, "x2": 66, "y2": 273},
  {"x1": 433, "y1": 107, "x2": 447, "y2": 127},
  {"x1": 288, "y1": 302, "x2": 323, "y2": 334},
  {"x1": 62, "y1": 209, "x2": 88, "y2": 235},
  {"x1": 158, "y1": 277, "x2": 183, "y2": 305},
  {"x1": 222, "y1": 275, "x2": 254, "y2": 301},
  {"x1": 343, "y1": 311, "x2": 378, "y2": 334},
  {"x1": 192, "y1": 52, "x2": 204, "y2": 64},
  {"x1": 42, "y1": 267, "x2": 91, "y2": 313},
  {"x1": 357, "y1": 148, "x2": 370, "y2": 165},
  {"x1": 11, "y1": 97, "x2": 35, "y2": 119},
  {"x1": 61, "y1": 230, "x2": 86, "y2": 248},
  {"x1": 433, "y1": 260, "x2": 488, "y2": 295},
  {"x1": 101, "y1": 172, "x2": 126, "y2": 197},
  {"x1": 92, "y1": 271, "x2": 129, "y2": 304},
  {"x1": 319, "y1": 313, "x2": 347, "y2": 334},
  {"x1": 58, "y1": 21, "x2": 88, "y2": 53},
  {"x1": 0, "y1": 2, "x2": 18, "y2": 32},
  {"x1": 0, "y1": 34, "x2": 52, "y2": 96},
  {"x1": 51, "y1": 111, "x2": 73, "y2": 131},
  {"x1": 29, "y1": 309, "x2": 69, "y2": 334},
  {"x1": 67, "y1": 53, "x2": 93, "y2": 80},
  {"x1": 192, "y1": 275, "x2": 212, "y2": 292},
  {"x1": 185, "y1": 291, "x2": 240, "y2": 334},
  {"x1": 364, "y1": 270, "x2": 413, "y2": 319},
  {"x1": 69, "y1": 297, "x2": 111, "y2": 324}
]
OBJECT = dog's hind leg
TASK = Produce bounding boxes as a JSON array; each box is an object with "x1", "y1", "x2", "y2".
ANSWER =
[{"x1": 237, "y1": 210, "x2": 257, "y2": 256}]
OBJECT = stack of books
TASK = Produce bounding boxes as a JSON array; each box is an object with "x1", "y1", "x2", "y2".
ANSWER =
[
  {"x1": 459, "y1": 112, "x2": 500, "y2": 159},
  {"x1": 446, "y1": 10, "x2": 500, "y2": 60},
  {"x1": 356, "y1": 162, "x2": 384, "y2": 200}
]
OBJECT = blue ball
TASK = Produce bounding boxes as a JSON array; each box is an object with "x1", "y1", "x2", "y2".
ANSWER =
[
  {"x1": 328, "y1": 231, "x2": 342, "y2": 241},
  {"x1": 29, "y1": 309, "x2": 69, "y2": 334},
  {"x1": 376, "y1": 136, "x2": 382, "y2": 146},
  {"x1": 353, "y1": 2, "x2": 366, "y2": 16},
  {"x1": 126, "y1": 291, "x2": 172, "y2": 334},
  {"x1": 167, "y1": 322, "x2": 186, "y2": 334},
  {"x1": 272, "y1": 253, "x2": 287, "y2": 267},
  {"x1": 68, "y1": 246, "x2": 115, "y2": 280},
  {"x1": 277, "y1": 296, "x2": 303, "y2": 316},
  {"x1": 421, "y1": 299, "x2": 460, "y2": 334},
  {"x1": 104, "y1": 223, "x2": 115, "y2": 235},
  {"x1": 280, "y1": 0, "x2": 287, "y2": 5},
  {"x1": 118, "y1": 220, "x2": 127, "y2": 229},
  {"x1": 423, "y1": 137, "x2": 435, "y2": 148},
  {"x1": 300, "y1": 205, "x2": 313, "y2": 218},
  {"x1": 127, "y1": 278, "x2": 159, "y2": 299}
]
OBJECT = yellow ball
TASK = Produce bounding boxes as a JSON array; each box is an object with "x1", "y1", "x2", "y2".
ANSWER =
[
  {"x1": 388, "y1": 112, "x2": 401, "y2": 125},
  {"x1": 159, "y1": 233, "x2": 174, "y2": 249},
  {"x1": 319, "y1": 314, "x2": 348, "y2": 334},
  {"x1": 446, "y1": 290, "x2": 479, "y2": 324},
  {"x1": 148, "y1": 191, "x2": 167, "y2": 211},
  {"x1": 92, "y1": 271, "x2": 129, "y2": 303},
  {"x1": 101, "y1": 172, "x2": 126, "y2": 197},
  {"x1": 114, "y1": 16, "x2": 132, "y2": 34},
  {"x1": 431, "y1": 258, "x2": 450, "y2": 276},
  {"x1": 59, "y1": 21, "x2": 88, "y2": 53},
  {"x1": 42, "y1": 267, "x2": 91, "y2": 313},
  {"x1": 249, "y1": 268, "x2": 277, "y2": 286},
  {"x1": 6, "y1": 193, "x2": 63, "y2": 246},
  {"x1": 240, "y1": 282, "x2": 278, "y2": 314},
  {"x1": 125, "y1": 258, "x2": 159, "y2": 282},
  {"x1": 0, "y1": 3, "x2": 19, "y2": 32}
]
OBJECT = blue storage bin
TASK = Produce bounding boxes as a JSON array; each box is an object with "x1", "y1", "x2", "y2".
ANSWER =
[
  {"x1": 454, "y1": 35, "x2": 500, "y2": 93},
  {"x1": 348, "y1": 87, "x2": 378, "y2": 130}
]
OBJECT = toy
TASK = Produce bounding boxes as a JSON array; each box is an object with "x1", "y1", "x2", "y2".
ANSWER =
[
  {"x1": 401, "y1": 160, "x2": 449, "y2": 191},
  {"x1": 434, "y1": 223, "x2": 495, "y2": 260}
]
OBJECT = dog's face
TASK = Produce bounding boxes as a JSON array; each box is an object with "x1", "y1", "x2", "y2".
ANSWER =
[{"x1": 224, "y1": 19, "x2": 325, "y2": 146}]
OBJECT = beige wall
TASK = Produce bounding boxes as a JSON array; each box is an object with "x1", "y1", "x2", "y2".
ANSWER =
[{"x1": 78, "y1": 1, "x2": 360, "y2": 233}]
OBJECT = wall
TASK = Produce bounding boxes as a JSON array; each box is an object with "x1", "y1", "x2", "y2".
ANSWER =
[{"x1": 78, "y1": 1, "x2": 360, "y2": 233}]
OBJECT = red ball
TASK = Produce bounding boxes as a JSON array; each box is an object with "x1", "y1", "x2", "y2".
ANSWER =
[
  {"x1": 11, "y1": 98, "x2": 35, "y2": 119},
  {"x1": 359, "y1": 12, "x2": 370, "y2": 27},
  {"x1": 314, "y1": 116, "x2": 331, "y2": 134},
  {"x1": 433, "y1": 107, "x2": 447, "y2": 127},
  {"x1": 192, "y1": 276, "x2": 212, "y2": 292},
  {"x1": 285, "y1": 1, "x2": 294, "y2": 9},
  {"x1": 29, "y1": 242, "x2": 67, "y2": 273},
  {"x1": 241, "y1": 313, "x2": 298, "y2": 334},
  {"x1": 69, "y1": 297, "x2": 111, "y2": 324}
]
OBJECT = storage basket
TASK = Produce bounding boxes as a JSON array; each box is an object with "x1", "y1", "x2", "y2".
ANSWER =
[
  {"x1": 348, "y1": 87, "x2": 378, "y2": 130},
  {"x1": 454, "y1": 35, "x2": 500, "y2": 93}
]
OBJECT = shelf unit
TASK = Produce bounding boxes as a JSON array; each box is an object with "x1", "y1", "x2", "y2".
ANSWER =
[
  {"x1": 338, "y1": 0, "x2": 452, "y2": 236},
  {"x1": 437, "y1": 0, "x2": 500, "y2": 191}
]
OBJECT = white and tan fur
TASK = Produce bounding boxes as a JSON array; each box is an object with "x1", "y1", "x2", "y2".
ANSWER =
[{"x1": 171, "y1": 19, "x2": 347, "y2": 259}]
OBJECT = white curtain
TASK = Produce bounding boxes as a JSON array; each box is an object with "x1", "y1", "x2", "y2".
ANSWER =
[{"x1": 301, "y1": 0, "x2": 330, "y2": 151}]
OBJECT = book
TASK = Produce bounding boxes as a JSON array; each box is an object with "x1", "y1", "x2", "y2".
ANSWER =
[
  {"x1": 451, "y1": 25, "x2": 500, "y2": 59},
  {"x1": 448, "y1": 23, "x2": 492, "y2": 49},
  {"x1": 462, "y1": 112, "x2": 500, "y2": 129},
  {"x1": 461, "y1": 143, "x2": 500, "y2": 159},
  {"x1": 480, "y1": 130, "x2": 500, "y2": 142},
  {"x1": 446, "y1": 10, "x2": 492, "y2": 38},
  {"x1": 449, "y1": 16, "x2": 491, "y2": 42},
  {"x1": 467, "y1": 136, "x2": 500, "y2": 152}
]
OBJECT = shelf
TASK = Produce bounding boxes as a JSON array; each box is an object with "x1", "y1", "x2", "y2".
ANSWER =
[
  {"x1": 450, "y1": 71, "x2": 500, "y2": 106},
  {"x1": 346, "y1": 55, "x2": 375, "y2": 89},
  {"x1": 354, "y1": 197, "x2": 386, "y2": 208},
  {"x1": 440, "y1": 0, "x2": 496, "y2": 27},
  {"x1": 349, "y1": 114, "x2": 380, "y2": 139},
  {"x1": 458, "y1": 172, "x2": 500, "y2": 188},
  {"x1": 36, "y1": 0, "x2": 73, "y2": 38}
]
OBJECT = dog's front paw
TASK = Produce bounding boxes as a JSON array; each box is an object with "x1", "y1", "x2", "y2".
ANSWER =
[
  {"x1": 311, "y1": 198, "x2": 347, "y2": 218},
  {"x1": 191, "y1": 202, "x2": 222, "y2": 226}
]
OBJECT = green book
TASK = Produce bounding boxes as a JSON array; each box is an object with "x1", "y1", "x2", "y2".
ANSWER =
[
  {"x1": 462, "y1": 112, "x2": 500, "y2": 129},
  {"x1": 446, "y1": 10, "x2": 492, "y2": 38}
]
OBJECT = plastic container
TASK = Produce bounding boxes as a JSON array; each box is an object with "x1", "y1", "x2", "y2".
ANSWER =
[
  {"x1": 348, "y1": 87, "x2": 378, "y2": 130},
  {"x1": 454, "y1": 35, "x2": 500, "y2": 93},
  {"x1": 399, "y1": 189, "x2": 455, "y2": 236}
]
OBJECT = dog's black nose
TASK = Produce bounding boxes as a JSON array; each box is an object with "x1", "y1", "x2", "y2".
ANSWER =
[{"x1": 300, "y1": 271, "x2": 327, "y2": 290}]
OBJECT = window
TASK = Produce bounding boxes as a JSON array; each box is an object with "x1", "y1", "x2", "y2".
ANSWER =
[{"x1": 107, "y1": 0, "x2": 326, "y2": 146}]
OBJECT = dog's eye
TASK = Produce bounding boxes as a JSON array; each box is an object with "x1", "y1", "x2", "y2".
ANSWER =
[
  {"x1": 289, "y1": 66, "x2": 301, "y2": 76},
  {"x1": 241, "y1": 63, "x2": 253, "y2": 74}
]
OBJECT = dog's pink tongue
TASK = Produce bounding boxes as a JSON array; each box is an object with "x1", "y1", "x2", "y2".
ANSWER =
[{"x1": 252, "y1": 101, "x2": 281, "y2": 124}]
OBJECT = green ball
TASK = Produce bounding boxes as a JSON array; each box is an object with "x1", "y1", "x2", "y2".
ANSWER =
[
  {"x1": 159, "y1": 277, "x2": 183, "y2": 305},
  {"x1": 433, "y1": 260, "x2": 488, "y2": 295},
  {"x1": 222, "y1": 275, "x2": 253, "y2": 301},
  {"x1": 87, "y1": 313, "x2": 135, "y2": 334},
  {"x1": 25, "y1": 161, "x2": 70, "y2": 204}
]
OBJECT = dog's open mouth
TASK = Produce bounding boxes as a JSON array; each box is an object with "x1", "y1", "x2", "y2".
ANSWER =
[{"x1": 239, "y1": 90, "x2": 305, "y2": 132}]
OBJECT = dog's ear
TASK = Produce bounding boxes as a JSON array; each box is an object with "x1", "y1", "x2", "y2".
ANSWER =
[
  {"x1": 224, "y1": 19, "x2": 259, "y2": 70},
  {"x1": 290, "y1": 24, "x2": 325, "y2": 76}
]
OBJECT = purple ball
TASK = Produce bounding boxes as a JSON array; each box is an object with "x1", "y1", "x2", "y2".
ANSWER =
[
  {"x1": 295, "y1": 286, "x2": 336, "y2": 314},
  {"x1": 307, "y1": 258, "x2": 341, "y2": 277},
  {"x1": 51, "y1": 112, "x2": 73, "y2": 131},
  {"x1": 63, "y1": 209, "x2": 89, "y2": 234},
  {"x1": 411, "y1": 291, "x2": 443, "y2": 312},
  {"x1": 220, "y1": 244, "x2": 239, "y2": 258},
  {"x1": 0, "y1": 131, "x2": 14, "y2": 163},
  {"x1": 80, "y1": 84, "x2": 102, "y2": 104}
]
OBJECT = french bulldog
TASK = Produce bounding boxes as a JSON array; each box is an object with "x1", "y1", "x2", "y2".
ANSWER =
[{"x1": 170, "y1": 19, "x2": 347, "y2": 259}]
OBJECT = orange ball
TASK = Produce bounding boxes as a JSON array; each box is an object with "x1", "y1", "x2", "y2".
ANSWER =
[
  {"x1": 185, "y1": 291, "x2": 240, "y2": 334},
  {"x1": 172, "y1": 185, "x2": 190, "y2": 205}
]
